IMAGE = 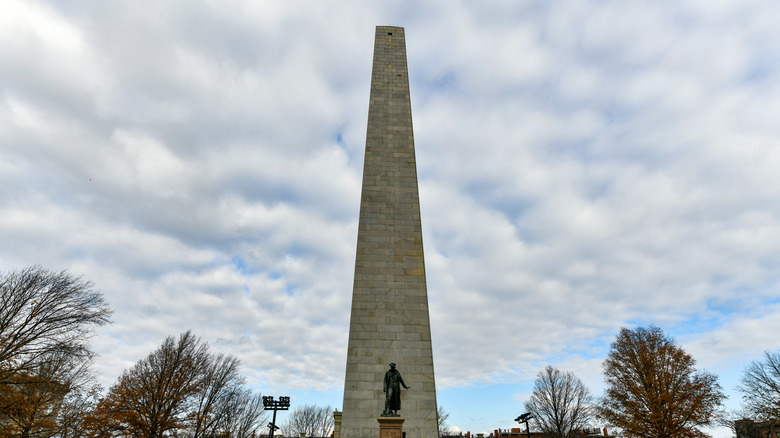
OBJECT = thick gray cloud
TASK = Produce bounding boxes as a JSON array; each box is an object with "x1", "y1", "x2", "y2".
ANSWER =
[{"x1": 2, "y1": 0, "x2": 780, "y2": 434}]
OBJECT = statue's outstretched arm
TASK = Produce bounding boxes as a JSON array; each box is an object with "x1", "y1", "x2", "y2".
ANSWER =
[{"x1": 400, "y1": 375, "x2": 410, "y2": 390}]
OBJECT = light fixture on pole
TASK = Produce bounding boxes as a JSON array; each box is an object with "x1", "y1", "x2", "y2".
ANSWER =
[
  {"x1": 263, "y1": 396, "x2": 291, "y2": 438},
  {"x1": 514, "y1": 412, "x2": 534, "y2": 438}
]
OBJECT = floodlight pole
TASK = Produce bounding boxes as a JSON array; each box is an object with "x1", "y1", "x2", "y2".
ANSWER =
[
  {"x1": 263, "y1": 396, "x2": 291, "y2": 438},
  {"x1": 515, "y1": 413, "x2": 534, "y2": 438}
]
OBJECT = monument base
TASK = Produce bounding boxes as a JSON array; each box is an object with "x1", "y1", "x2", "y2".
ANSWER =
[{"x1": 378, "y1": 416, "x2": 404, "y2": 438}]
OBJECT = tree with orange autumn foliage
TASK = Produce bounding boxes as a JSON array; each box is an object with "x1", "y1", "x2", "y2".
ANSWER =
[
  {"x1": 598, "y1": 326, "x2": 725, "y2": 438},
  {"x1": 0, "y1": 349, "x2": 93, "y2": 438},
  {"x1": 89, "y1": 331, "x2": 210, "y2": 437},
  {"x1": 87, "y1": 331, "x2": 267, "y2": 438},
  {"x1": 0, "y1": 266, "x2": 111, "y2": 437}
]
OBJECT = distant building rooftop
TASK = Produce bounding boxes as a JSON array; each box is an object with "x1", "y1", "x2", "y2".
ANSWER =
[{"x1": 444, "y1": 427, "x2": 612, "y2": 438}]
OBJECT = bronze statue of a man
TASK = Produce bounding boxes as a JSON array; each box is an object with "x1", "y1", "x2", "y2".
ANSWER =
[{"x1": 382, "y1": 362, "x2": 410, "y2": 416}]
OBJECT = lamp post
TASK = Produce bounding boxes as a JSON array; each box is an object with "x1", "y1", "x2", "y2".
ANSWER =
[
  {"x1": 514, "y1": 413, "x2": 534, "y2": 438},
  {"x1": 263, "y1": 396, "x2": 291, "y2": 438}
]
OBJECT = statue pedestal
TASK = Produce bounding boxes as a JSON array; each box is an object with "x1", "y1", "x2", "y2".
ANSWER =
[{"x1": 378, "y1": 416, "x2": 404, "y2": 438}]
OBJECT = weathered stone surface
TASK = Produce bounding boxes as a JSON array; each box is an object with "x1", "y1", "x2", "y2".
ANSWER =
[
  {"x1": 334, "y1": 411, "x2": 342, "y2": 438},
  {"x1": 340, "y1": 26, "x2": 438, "y2": 438}
]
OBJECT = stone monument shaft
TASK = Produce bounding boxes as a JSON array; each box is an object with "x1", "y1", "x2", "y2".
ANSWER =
[{"x1": 341, "y1": 26, "x2": 438, "y2": 438}]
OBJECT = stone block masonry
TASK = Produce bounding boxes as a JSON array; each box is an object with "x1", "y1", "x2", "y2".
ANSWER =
[{"x1": 340, "y1": 26, "x2": 439, "y2": 438}]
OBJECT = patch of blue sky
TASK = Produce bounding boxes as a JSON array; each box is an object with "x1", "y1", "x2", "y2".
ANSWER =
[
  {"x1": 462, "y1": 179, "x2": 535, "y2": 214},
  {"x1": 483, "y1": 197, "x2": 534, "y2": 223},
  {"x1": 577, "y1": 333, "x2": 615, "y2": 357},
  {"x1": 283, "y1": 284, "x2": 298, "y2": 296},
  {"x1": 286, "y1": 243, "x2": 305, "y2": 259},
  {"x1": 68, "y1": 246, "x2": 90, "y2": 260},
  {"x1": 743, "y1": 62, "x2": 775, "y2": 83},
  {"x1": 704, "y1": 294, "x2": 748, "y2": 316},
  {"x1": 241, "y1": 181, "x2": 300, "y2": 206},
  {"x1": 582, "y1": 179, "x2": 612, "y2": 201},
  {"x1": 602, "y1": 105, "x2": 618, "y2": 125},
  {"x1": 334, "y1": 128, "x2": 362, "y2": 165},
  {"x1": 284, "y1": 387, "x2": 343, "y2": 412},
  {"x1": 438, "y1": 383, "x2": 531, "y2": 433},
  {"x1": 666, "y1": 313, "x2": 724, "y2": 340},
  {"x1": 623, "y1": 316, "x2": 660, "y2": 330},
  {"x1": 428, "y1": 72, "x2": 457, "y2": 91},
  {"x1": 232, "y1": 256, "x2": 250, "y2": 275},
  {"x1": 456, "y1": 188, "x2": 539, "y2": 241},
  {"x1": 434, "y1": 248, "x2": 450, "y2": 258},
  {"x1": 702, "y1": 284, "x2": 771, "y2": 315},
  {"x1": 412, "y1": 71, "x2": 458, "y2": 100},
  {"x1": 271, "y1": 185, "x2": 300, "y2": 205},
  {"x1": 512, "y1": 223, "x2": 542, "y2": 246},
  {"x1": 619, "y1": 314, "x2": 725, "y2": 344},
  {"x1": 597, "y1": 98, "x2": 649, "y2": 125},
  {"x1": 536, "y1": 335, "x2": 614, "y2": 364}
]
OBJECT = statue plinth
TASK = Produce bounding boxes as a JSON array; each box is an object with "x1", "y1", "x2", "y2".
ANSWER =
[{"x1": 378, "y1": 416, "x2": 404, "y2": 438}]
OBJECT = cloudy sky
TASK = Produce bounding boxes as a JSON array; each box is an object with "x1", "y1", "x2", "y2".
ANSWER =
[{"x1": 2, "y1": 0, "x2": 780, "y2": 435}]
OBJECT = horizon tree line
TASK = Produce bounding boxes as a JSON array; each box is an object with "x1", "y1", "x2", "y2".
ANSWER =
[
  {"x1": 524, "y1": 325, "x2": 780, "y2": 438},
  {"x1": 2, "y1": 266, "x2": 779, "y2": 438}
]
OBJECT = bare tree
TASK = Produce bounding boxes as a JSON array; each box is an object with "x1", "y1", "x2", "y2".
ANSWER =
[
  {"x1": 598, "y1": 326, "x2": 725, "y2": 438},
  {"x1": 524, "y1": 366, "x2": 594, "y2": 438},
  {"x1": 282, "y1": 404, "x2": 335, "y2": 438},
  {"x1": 0, "y1": 266, "x2": 111, "y2": 382},
  {"x1": 737, "y1": 350, "x2": 780, "y2": 421},
  {"x1": 189, "y1": 353, "x2": 244, "y2": 438},
  {"x1": 438, "y1": 405, "x2": 451, "y2": 437},
  {"x1": 220, "y1": 391, "x2": 268, "y2": 438},
  {"x1": 56, "y1": 383, "x2": 103, "y2": 438},
  {"x1": 735, "y1": 350, "x2": 780, "y2": 438}
]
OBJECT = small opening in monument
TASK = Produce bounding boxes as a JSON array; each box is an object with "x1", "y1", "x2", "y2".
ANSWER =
[{"x1": 388, "y1": 32, "x2": 393, "y2": 35}]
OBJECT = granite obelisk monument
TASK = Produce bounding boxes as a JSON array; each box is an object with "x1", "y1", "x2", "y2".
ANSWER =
[{"x1": 341, "y1": 26, "x2": 438, "y2": 438}]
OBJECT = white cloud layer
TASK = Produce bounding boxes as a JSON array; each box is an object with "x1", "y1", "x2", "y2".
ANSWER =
[{"x1": 2, "y1": 0, "x2": 780, "y2": 435}]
